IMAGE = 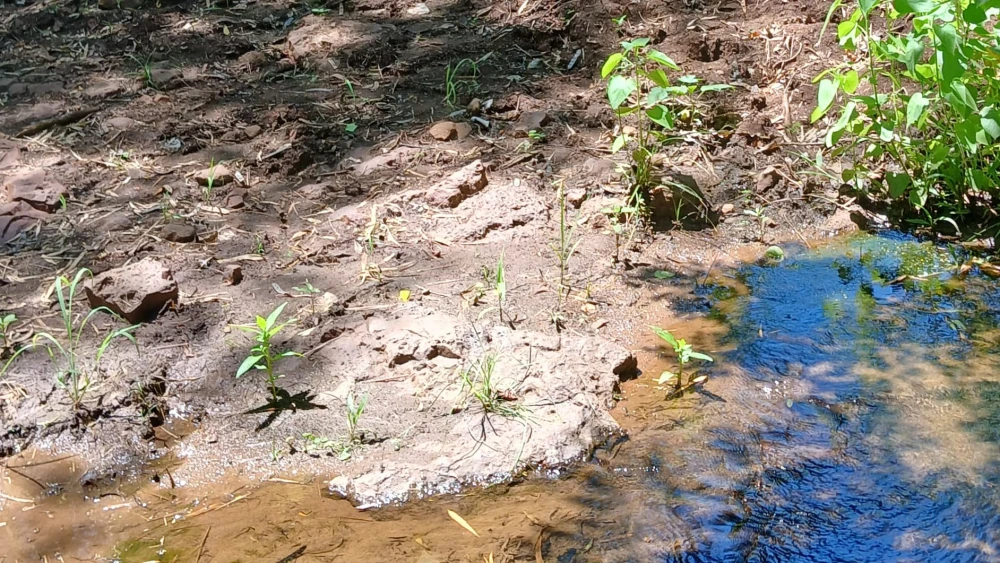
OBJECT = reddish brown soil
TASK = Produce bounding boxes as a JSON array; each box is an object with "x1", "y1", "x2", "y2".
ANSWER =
[{"x1": 0, "y1": 0, "x2": 862, "y2": 557}]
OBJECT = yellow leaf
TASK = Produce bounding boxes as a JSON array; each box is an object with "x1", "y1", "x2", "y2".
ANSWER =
[
  {"x1": 447, "y1": 509, "x2": 480, "y2": 537},
  {"x1": 399, "y1": 289, "x2": 411, "y2": 302},
  {"x1": 223, "y1": 25, "x2": 230, "y2": 36}
]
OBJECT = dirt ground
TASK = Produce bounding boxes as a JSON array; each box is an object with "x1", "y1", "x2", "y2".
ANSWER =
[{"x1": 0, "y1": 0, "x2": 861, "y2": 528}]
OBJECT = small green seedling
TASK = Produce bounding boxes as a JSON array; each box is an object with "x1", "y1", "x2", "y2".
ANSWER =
[
  {"x1": 0, "y1": 313, "x2": 17, "y2": 355},
  {"x1": 251, "y1": 233, "x2": 265, "y2": 255},
  {"x1": 301, "y1": 432, "x2": 337, "y2": 456},
  {"x1": 345, "y1": 390, "x2": 368, "y2": 446},
  {"x1": 1, "y1": 269, "x2": 139, "y2": 408},
  {"x1": 234, "y1": 303, "x2": 301, "y2": 402},
  {"x1": 650, "y1": 326, "x2": 713, "y2": 392},
  {"x1": 552, "y1": 182, "x2": 581, "y2": 308},
  {"x1": 601, "y1": 202, "x2": 639, "y2": 264},
  {"x1": 293, "y1": 280, "x2": 321, "y2": 316},
  {"x1": 527, "y1": 129, "x2": 546, "y2": 142},
  {"x1": 460, "y1": 353, "x2": 524, "y2": 419},
  {"x1": 444, "y1": 59, "x2": 480, "y2": 107},
  {"x1": 743, "y1": 205, "x2": 770, "y2": 242},
  {"x1": 204, "y1": 157, "x2": 218, "y2": 200}
]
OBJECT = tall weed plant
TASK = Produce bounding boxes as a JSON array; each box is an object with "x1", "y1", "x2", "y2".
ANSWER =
[{"x1": 815, "y1": 0, "x2": 1000, "y2": 236}]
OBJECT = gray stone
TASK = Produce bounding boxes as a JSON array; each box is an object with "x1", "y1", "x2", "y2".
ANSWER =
[{"x1": 161, "y1": 223, "x2": 197, "y2": 243}]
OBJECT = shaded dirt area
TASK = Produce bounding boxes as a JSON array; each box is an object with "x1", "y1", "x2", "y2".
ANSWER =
[{"x1": 0, "y1": 0, "x2": 864, "y2": 544}]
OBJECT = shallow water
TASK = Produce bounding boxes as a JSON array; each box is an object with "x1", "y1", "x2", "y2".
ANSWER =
[{"x1": 5, "y1": 233, "x2": 1000, "y2": 562}]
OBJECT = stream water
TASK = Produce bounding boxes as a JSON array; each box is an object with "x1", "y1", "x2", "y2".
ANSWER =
[{"x1": 5, "y1": 232, "x2": 1000, "y2": 562}]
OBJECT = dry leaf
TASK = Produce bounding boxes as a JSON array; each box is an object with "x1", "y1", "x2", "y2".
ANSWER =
[{"x1": 447, "y1": 509, "x2": 480, "y2": 537}]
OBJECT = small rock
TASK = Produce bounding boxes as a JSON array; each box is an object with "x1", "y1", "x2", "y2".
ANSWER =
[
  {"x1": 0, "y1": 215, "x2": 37, "y2": 245},
  {"x1": 224, "y1": 264, "x2": 243, "y2": 286},
  {"x1": 565, "y1": 187, "x2": 586, "y2": 208},
  {"x1": 428, "y1": 121, "x2": 458, "y2": 141},
  {"x1": 297, "y1": 183, "x2": 333, "y2": 199},
  {"x1": 194, "y1": 164, "x2": 234, "y2": 187},
  {"x1": 84, "y1": 79, "x2": 124, "y2": 99},
  {"x1": 162, "y1": 137, "x2": 183, "y2": 153},
  {"x1": 454, "y1": 122, "x2": 472, "y2": 140},
  {"x1": 95, "y1": 211, "x2": 132, "y2": 232},
  {"x1": 224, "y1": 188, "x2": 247, "y2": 209},
  {"x1": 721, "y1": 203, "x2": 735, "y2": 215},
  {"x1": 756, "y1": 167, "x2": 781, "y2": 193},
  {"x1": 406, "y1": 2, "x2": 430, "y2": 15},
  {"x1": 161, "y1": 223, "x2": 197, "y2": 243},
  {"x1": 0, "y1": 202, "x2": 48, "y2": 246},
  {"x1": 513, "y1": 110, "x2": 551, "y2": 136},
  {"x1": 0, "y1": 142, "x2": 21, "y2": 170},
  {"x1": 85, "y1": 258, "x2": 179, "y2": 323},
  {"x1": 2, "y1": 170, "x2": 68, "y2": 213},
  {"x1": 237, "y1": 51, "x2": 270, "y2": 70},
  {"x1": 148, "y1": 68, "x2": 183, "y2": 90},
  {"x1": 27, "y1": 82, "x2": 64, "y2": 96},
  {"x1": 244, "y1": 125, "x2": 262, "y2": 139},
  {"x1": 104, "y1": 117, "x2": 135, "y2": 131},
  {"x1": 424, "y1": 160, "x2": 489, "y2": 207}
]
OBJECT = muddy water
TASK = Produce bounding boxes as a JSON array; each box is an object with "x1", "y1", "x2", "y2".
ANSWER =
[{"x1": 6, "y1": 233, "x2": 1000, "y2": 562}]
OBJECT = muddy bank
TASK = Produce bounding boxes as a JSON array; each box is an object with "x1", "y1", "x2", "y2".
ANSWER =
[{"x1": 0, "y1": 0, "x2": 863, "y2": 536}]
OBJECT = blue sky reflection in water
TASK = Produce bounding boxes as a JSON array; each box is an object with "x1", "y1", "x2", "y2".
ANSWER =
[{"x1": 615, "y1": 233, "x2": 1000, "y2": 562}]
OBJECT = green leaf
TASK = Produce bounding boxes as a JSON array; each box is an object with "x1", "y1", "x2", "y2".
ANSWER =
[
  {"x1": 893, "y1": 0, "x2": 934, "y2": 13},
  {"x1": 601, "y1": 53, "x2": 624, "y2": 79},
  {"x1": 963, "y1": 3, "x2": 987, "y2": 24},
  {"x1": 906, "y1": 92, "x2": 930, "y2": 126},
  {"x1": 837, "y1": 19, "x2": 857, "y2": 42},
  {"x1": 621, "y1": 37, "x2": 650, "y2": 51},
  {"x1": 945, "y1": 82, "x2": 977, "y2": 116},
  {"x1": 980, "y1": 108, "x2": 1000, "y2": 139},
  {"x1": 972, "y1": 169, "x2": 991, "y2": 191},
  {"x1": 653, "y1": 270, "x2": 675, "y2": 279},
  {"x1": 688, "y1": 351, "x2": 714, "y2": 362},
  {"x1": 900, "y1": 39, "x2": 925, "y2": 74},
  {"x1": 825, "y1": 101, "x2": 857, "y2": 147},
  {"x1": 812, "y1": 78, "x2": 838, "y2": 123},
  {"x1": 645, "y1": 86, "x2": 672, "y2": 107},
  {"x1": 646, "y1": 69, "x2": 670, "y2": 88},
  {"x1": 236, "y1": 354, "x2": 263, "y2": 377},
  {"x1": 646, "y1": 49, "x2": 679, "y2": 70},
  {"x1": 607, "y1": 75, "x2": 637, "y2": 110},
  {"x1": 611, "y1": 134, "x2": 627, "y2": 153},
  {"x1": 841, "y1": 70, "x2": 860, "y2": 94},
  {"x1": 885, "y1": 171, "x2": 911, "y2": 198},
  {"x1": 265, "y1": 302, "x2": 288, "y2": 332},
  {"x1": 935, "y1": 23, "x2": 964, "y2": 86},
  {"x1": 858, "y1": 0, "x2": 879, "y2": 15},
  {"x1": 699, "y1": 83, "x2": 733, "y2": 93},
  {"x1": 646, "y1": 105, "x2": 675, "y2": 129},
  {"x1": 650, "y1": 326, "x2": 677, "y2": 347}
]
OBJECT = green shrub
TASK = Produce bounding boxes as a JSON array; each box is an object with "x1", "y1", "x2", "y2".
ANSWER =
[{"x1": 815, "y1": 0, "x2": 1000, "y2": 236}]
